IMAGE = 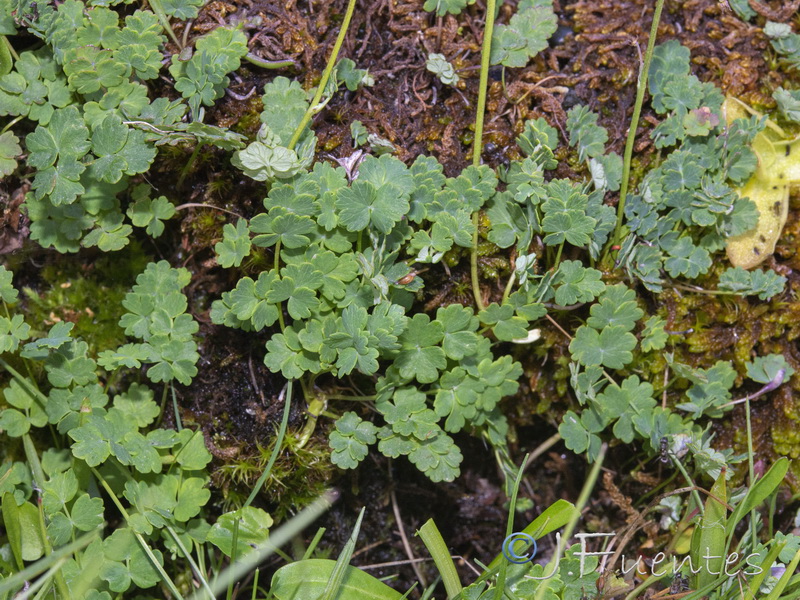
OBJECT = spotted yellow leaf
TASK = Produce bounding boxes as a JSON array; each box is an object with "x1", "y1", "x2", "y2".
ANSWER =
[{"x1": 725, "y1": 97, "x2": 800, "y2": 269}]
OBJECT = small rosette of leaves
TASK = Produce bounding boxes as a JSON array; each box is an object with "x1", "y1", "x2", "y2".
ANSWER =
[{"x1": 99, "y1": 261, "x2": 200, "y2": 385}]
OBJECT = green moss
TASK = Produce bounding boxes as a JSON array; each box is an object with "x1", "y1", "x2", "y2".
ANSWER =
[
  {"x1": 22, "y1": 241, "x2": 151, "y2": 355},
  {"x1": 213, "y1": 431, "x2": 335, "y2": 520}
]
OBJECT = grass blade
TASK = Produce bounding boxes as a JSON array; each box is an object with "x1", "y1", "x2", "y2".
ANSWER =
[
  {"x1": 320, "y1": 506, "x2": 366, "y2": 600},
  {"x1": 417, "y1": 519, "x2": 462, "y2": 599}
]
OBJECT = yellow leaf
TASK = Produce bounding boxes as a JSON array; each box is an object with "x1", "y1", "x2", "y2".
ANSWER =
[{"x1": 724, "y1": 97, "x2": 800, "y2": 268}]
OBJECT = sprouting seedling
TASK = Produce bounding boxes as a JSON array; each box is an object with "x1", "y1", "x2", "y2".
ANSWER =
[
  {"x1": 723, "y1": 368, "x2": 786, "y2": 408},
  {"x1": 426, "y1": 53, "x2": 460, "y2": 86},
  {"x1": 724, "y1": 96, "x2": 800, "y2": 269}
]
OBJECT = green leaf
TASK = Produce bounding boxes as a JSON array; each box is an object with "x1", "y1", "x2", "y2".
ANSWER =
[
  {"x1": 259, "y1": 76, "x2": 312, "y2": 146},
  {"x1": 0, "y1": 265, "x2": 17, "y2": 304},
  {"x1": 0, "y1": 408, "x2": 29, "y2": 436},
  {"x1": 26, "y1": 106, "x2": 90, "y2": 206},
  {"x1": 71, "y1": 493, "x2": 104, "y2": 531},
  {"x1": 407, "y1": 429, "x2": 462, "y2": 482},
  {"x1": 596, "y1": 375, "x2": 656, "y2": 443},
  {"x1": 265, "y1": 327, "x2": 321, "y2": 379},
  {"x1": 45, "y1": 340, "x2": 97, "y2": 388},
  {"x1": 0, "y1": 130, "x2": 20, "y2": 176},
  {"x1": 641, "y1": 315, "x2": 668, "y2": 352},
  {"x1": 326, "y1": 305, "x2": 379, "y2": 376},
  {"x1": 435, "y1": 304, "x2": 479, "y2": 360},
  {"x1": 559, "y1": 411, "x2": 602, "y2": 457},
  {"x1": 586, "y1": 284, "x2": 643, "y2": 331},
  {"x1": 569, "y1": 325, "x2": 637, "y2": 369},
  {"x1": 251, "y1": 207, "x2": 316, "y2": 248},
  {"x1": 649, "y1": 40, "x2": 691, "y2": 115},
  {"x1": 692, "y1": 470, "x2": 727, "y2": 589},
  {"x1": 774, "y1": 88, "x2": 800, "y2": 123},
  {"x1": 127, "y1": 188, "x2": 176, "y2": 238},
  {"x1": 215, "y1": 219, "x2": 251, "y2": 267},
  {"x1": 663, "y1": 236, "x2": 711, "y2": 278},
  {"x1": 69, "y1": 421, "x2": 112, "y2": 467},
  {"x1": 589, "y1": 152, "x2": 622, "y2": 192},
  {"x1": 423, "y1": 0, "x2": 474, "y2": 16},
  {"x1": 718, "y1": 267, "x2": 786, "y2": 300},
  {"x1": 91, "y1": 114, "x2": 156, "y2": 183},
  {"x1": 745, "y1": 354, "x2": 795, "y2": 385},
  {"x1": 491, "y1": 4, "x2": 557, "y2": 68},
  {"x1": 335, "y1": 58, "x2": 373, "y2": 91},
  {"x1": 271, "y1": 559, "x2": 404, "y2": 600},
  {"x1": 517, "y1": 117, "x2": 559, "y2": 169},
  {"x1": 113, "y1": 383, "x2": 160, "y2": 428},
  {"x1": 329, "y1": 412, "x2": 378, "y2": 469},
  {"x1": 553, "y1": 261, "x2": 605, "y2": 306},
  {"x1": 207, "y1": 506, "x2": 273, "y2": 558},
  {"x1": 426, "y1": 53, "x2": 459, "y2": 85},
  {"x1": 566, "y1": 105, "x2": 608, "y2": 162},
  {"x1": 478, "y1": 303, "x2": 529, "y2": 341},
  {"x1": 395, "y1": 314, "x2": 446, "y2": 383}
]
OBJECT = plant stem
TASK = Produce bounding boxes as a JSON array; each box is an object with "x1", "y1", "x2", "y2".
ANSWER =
[
  {"x1": 21, "y1": 435, "x2": 71, "y2": 599},
  {"x1": 165, "y1": 525, "x2": 216, "y2": 600},
  {"x1": 494, "y1": 453, "x2": 529, "y2": 600},
  {"x1": 243, "y1": 381, "x2": 292, "y2": 508},
  {"x1": 1, "y1": 115, "x2": 23, "y2": 135},
  {"x1": 553, "y1": 241, "x2": 565, "y2": 271},
  {"x1": 173, "y1": 203, "x2": 244, "y2": 218},
  {"x1": 176, "y1": 143, "x2": 202, "y2": 189},
  {"x1": 286, "y1": 0, "x2": 358, "y2": 151},
  {"x1": 147, "y1": 0, "x2": 182, "y2": 48},
  {"x1": 533, "y1": 444, "x2": 607, "y2": 600},
  {"x1": 671, "y1": 450, "x2": 705, "y2": 517},
  {"x1": 3, "y1": 36, "x2": 19, "y2": 61},
  {"x1": 468, "y1": 0, "x2": 497, "y2": 312},
  {"x1": 323, "y1": 394, "x2": 376, "y2": 402},
  {"x1": 745, "y1": 397, "x2": 758, "y2": 553},
  {"x1": 244, "y1": 53, "x2": 296, "y2": 70},
  {"x1": 274, "y1": 240, "x2": 286, "y2": 332},
  {"x1": 471, "y1": 0, "x2": 496, "y2": 169},
  {"x1": 501, "y1": 270, "x2": 515, "y2": 304},
  {"x1": 610, "y1": 0, "x2": 666, "y2": 248},
  {"x1": 92, "y1": 467, "x2": 185, "y2": 599}
]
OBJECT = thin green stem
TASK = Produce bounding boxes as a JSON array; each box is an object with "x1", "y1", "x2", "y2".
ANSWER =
[
  {"x1": 501, "y1": 270, "x2": 515, "y2": 304},
  {"x1": 92, "y1": 467, "x2": 185, "y2": 599},
  {"x1": 610, "y1": 0, "x2": 666, "y2": 248},
  {"x1": 177, "y1": 143, "x2": 202, "y2": 189},
  {"x1": 471, "y1": 0, "x2": 496, "y2": 168},
  {"x1": 286, "y1": 0, "x2": 358, "y2": 151},
  {"x1": 671, "y1": 451, "x2": 705, "y2": 517},
  {"x1": 244, "y1": 381, "x2": 292, "y2": 508},
  {"x1": 244, "y1": 53, "x2": 296, "y2": 70},
  {"x1": 147, "y1": 0, "x2": 182, "y2": 48},
  {"x1": 323, "y1": 394, "x2": 376, "y2": 402},
  {"x1": 165, "y1": 525, "x2": 215, "y2": 600},
  {"x1": 494, "y1": 453, "x2": 529, "y2": 600},
  {"x1": 21, "y1": 435, "x2": 71, "y2": 600},
  {"x1": 552, "y1": 241, "x2": 565, "y2": 271},
  {"x1": 156, "y1": 383, "x2": 169, "y2": 428},
  {"x1": 171, "y1": 382, "x2": 182, "y2": 431},
  {"x1": 3, "y1": 36, "x2": 19, "y2": 61},
  {"x1": 468, "y1": 0, "x2": 497, "y2": 312},
  {"x1": 470, "y1": 214, "x2": 485, "y2": 311},
  {"x1": 745, "y1": 397, "x2": 758, "y2": 553},
  {"x1": 173, "y1": 203, "x2": 244, "y2": 218},
  {"x1": 274, "y1": 240, "x2": 286, "y2": 332},
  {"x1": 534, "y1": 444, "x2": 607, "y2": 600},
  {"x1": 1, "y1": 115, "x2": 23, "y2": 135}
]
